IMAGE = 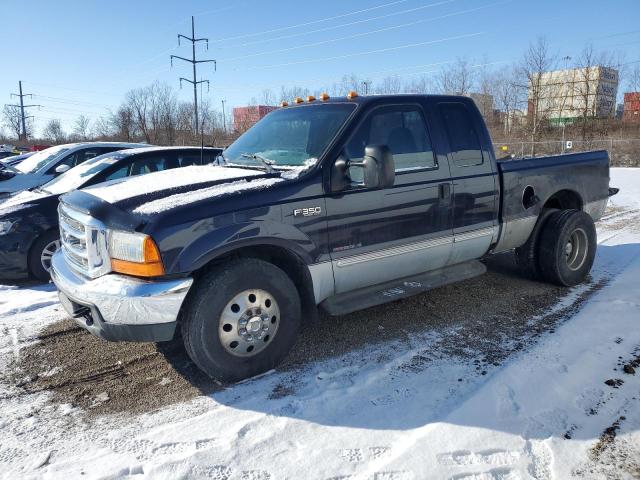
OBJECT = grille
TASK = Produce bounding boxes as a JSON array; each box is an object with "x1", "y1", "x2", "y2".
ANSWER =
[{"x1": 58, "y1": 203, "x2": 110, "y2": 278}]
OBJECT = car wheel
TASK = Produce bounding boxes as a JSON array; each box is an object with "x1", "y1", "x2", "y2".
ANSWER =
[
  {"x1": 181, "y1": 258, "x2": 301, "y2": 382},
  {"x1": 28, "y1": 231, "x2": 61, "y2": 282},
  {"x1": 538, "y1": 209, "x2": 596, "y2": 287}
]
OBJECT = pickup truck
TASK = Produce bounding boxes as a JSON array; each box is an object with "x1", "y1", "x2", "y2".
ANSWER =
[{"x1": 50, "y1": 93, "x2": 616, "y2": 382}]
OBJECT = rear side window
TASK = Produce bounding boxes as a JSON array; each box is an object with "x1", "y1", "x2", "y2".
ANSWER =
[{"x1": 438, "y1": 103, "x2": 483, "y2": 167}]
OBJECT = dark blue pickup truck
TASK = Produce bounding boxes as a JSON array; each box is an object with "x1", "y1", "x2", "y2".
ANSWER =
[{"x1": 50, "y1": 93, "x2": 616, "y2": 382}]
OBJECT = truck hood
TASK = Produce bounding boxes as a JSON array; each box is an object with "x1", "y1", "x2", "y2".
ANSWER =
[{"x1": 82, "y1": 165, "x2": 285, "y2": 215}]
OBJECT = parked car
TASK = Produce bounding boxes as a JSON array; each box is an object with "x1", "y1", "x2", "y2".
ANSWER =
[
  {"x1": 0, "y1": 142, "x2": 145, "y2": 198},
  {"x1": 0, "y1": 146, "x2": 221, "y2": 281},
  {"x1": 0, "y1": 151, "x2": 35, "y2": 167},
  {"x1": 50, "y1": 93, "x2": 616, "y2": 382}
]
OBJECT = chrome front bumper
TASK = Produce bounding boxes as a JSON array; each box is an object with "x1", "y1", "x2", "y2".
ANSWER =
[{"x1": 50, "y1": 250, "x2": 193, "y2": 342}]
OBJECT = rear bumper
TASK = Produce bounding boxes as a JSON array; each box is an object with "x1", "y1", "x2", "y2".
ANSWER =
[{"x1": 50, "y1": 251, "x2": 193, "y2": 342}]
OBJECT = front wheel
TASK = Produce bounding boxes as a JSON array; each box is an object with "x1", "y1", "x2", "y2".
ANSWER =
[
  {"x1": 181, "y1": 258, "x2": 301, "y2": 382},
  {"x1": 28, "y1": 231, "x2": 61, "y2": 282},
  {"x1": 538, "y1": 210, "x2": 597, "y2": 286}
]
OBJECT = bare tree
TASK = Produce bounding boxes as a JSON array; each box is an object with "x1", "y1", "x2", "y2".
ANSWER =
[
  {"x1": 2, "y1": 105, "x2": 24, "y2": 139},
  {"x1": 627, "y1": 64, "x2": 640, "y2": 93},
  {"x1": 261, "y1": 89, "x2": 276, "y2": 106},
  {"x1": 436, "y1": 58, "x2": 475, "y2": 95},
  {"x1": 518, "y1": 37, "x2": 556, "y2": 155},
  {"x1": 405, "y1": 74, "x2": 434, "y2": 94},
  {"x1": 42, "y1": 119, "x2": 66, "y2": 143},
  {"x1": 492, "y1": 68, "x2": 522, "y2": 136},
  {"x1": 375, "y1": 75, "x2": 402, "y2": 94},
  {"x1": 73, "y1": 115, "x2": 91, "y2": 141},
  {"x1": 573, "y1": 44, "x2": 620, "y2": 143}
]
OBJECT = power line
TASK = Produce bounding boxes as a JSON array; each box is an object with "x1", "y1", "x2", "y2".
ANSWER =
[
  {"x1": 218, "y1": 0, "x2": 459, "y2": 50},
  {"x1": 171, "y1": 16, "x2": 216, "y2": 136},
  {"x1": 32, "y1": 94, "x2": 111, "y2": 109},
  {"x1": 210, "y1": 0, "x2": 415, "y2": 44},
  {"x1": 245, "y1": 31, "x2": 485, "y2": 71},
  {"x1": 5, "y1": 81, "x2": 41, "y2": 141},
  {"x1": 220, "y1": 1, "x2": 506, "y2": 63}
]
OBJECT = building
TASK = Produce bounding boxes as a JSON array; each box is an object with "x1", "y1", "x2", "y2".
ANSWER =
[
  {"x1": 529, "y1": 66, "x2": 619, "y2": 125},
  {"x1": 622, "y1": 92, "x2": 640, "y2": 124},
  {"x1": 233, "y1": 105, "x2": 278, "y2": 132}
]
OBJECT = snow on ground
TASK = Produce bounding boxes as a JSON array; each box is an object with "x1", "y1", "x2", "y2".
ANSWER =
[{"x1": 0, "y1": 168, "x2": 639, "y2": 479}]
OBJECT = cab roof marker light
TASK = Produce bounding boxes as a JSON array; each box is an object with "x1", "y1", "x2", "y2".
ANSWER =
[
  {"x1": 280, "y1": 101, "x2": 288, "y2": 107},
  {"x1": 320, "y1": 92, "x2": 330, "y2": 101},
  {"x1": 347, "y1": 90, "x2": 358, "y2": 99},
  {"x1": 307, "y1": 95, "x2": 316, "y2": 102},
  {"x1": 294, "y1": 97, "x2": 304, "y2": 104}
]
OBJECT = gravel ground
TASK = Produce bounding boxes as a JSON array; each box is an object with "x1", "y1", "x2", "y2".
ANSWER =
[{"x1": 6, "y1": 251, "x2": 608, "y2": 417}]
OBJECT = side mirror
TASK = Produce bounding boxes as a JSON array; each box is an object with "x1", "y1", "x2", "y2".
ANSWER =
[
  {"x1": 359, "y1": 145, "x2": 395, "y2": 189},
  {"x1": 331, "y1": 145, "x2": 395, "y2": 192},
  {"x1": 54, "y1": 164, "x2": 71, "y2": 175}
]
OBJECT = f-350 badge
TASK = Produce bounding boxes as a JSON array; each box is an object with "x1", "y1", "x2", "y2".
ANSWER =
[{"x1": 293, "y1": 206, "x2": 322, "y2": 217}]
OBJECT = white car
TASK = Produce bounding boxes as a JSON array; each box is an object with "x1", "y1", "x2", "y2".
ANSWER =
[{"x1": 0, "y1": 142, "x2": 146, "y2": 197}]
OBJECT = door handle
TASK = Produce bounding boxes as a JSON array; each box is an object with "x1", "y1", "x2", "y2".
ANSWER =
[{"x1": 439, "y1": 183, "x2": 451, "y2": 200}]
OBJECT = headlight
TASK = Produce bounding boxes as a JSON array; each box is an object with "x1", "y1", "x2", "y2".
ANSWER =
[
  {"x1": 107, "y1": 230, "x2": 164, "y2": 277},
  {"x1": 0, "y1": 219, "x2": 16, "y2": 235}
]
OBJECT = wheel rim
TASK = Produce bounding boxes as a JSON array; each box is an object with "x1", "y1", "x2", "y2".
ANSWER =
[
  {"x1": 40, "y1": 239, "x2": 61, "y2": 272},
  {"x1": 218, "y1": 289, "x2": 280, "y2": 357},
  {"x1": 565, "y1": 227, "x2": 588, "y2": 271}
]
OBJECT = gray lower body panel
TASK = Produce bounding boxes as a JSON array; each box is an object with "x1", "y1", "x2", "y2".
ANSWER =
[{"x1": 320, "y1": 260, "x2": 487, "y2": 316}]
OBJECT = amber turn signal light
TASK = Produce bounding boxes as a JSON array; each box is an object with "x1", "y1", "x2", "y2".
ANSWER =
[{"x1": 111, "y1": 236, "x2": 165, "y2": 277}]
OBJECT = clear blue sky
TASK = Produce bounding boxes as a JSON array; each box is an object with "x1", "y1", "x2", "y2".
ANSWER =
[{"x1": 1, "y1": 0, "x2": 638, "y2": 135}]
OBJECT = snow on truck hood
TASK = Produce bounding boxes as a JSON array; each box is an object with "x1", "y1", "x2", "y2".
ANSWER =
[
  {"x1": 84, "y1": 165, "x2": 264, "y2": 204},
  {"x1": 82, "y1": 165, "x2": 285, "y2": 214}
]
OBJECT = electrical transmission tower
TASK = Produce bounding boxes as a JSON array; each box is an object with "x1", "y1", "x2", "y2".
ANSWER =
[
  {"x1": 5, "y1": 81, "x2": 40, "y2": 141},
  {"x1": 171, "y1": 16, "x2": 216, "y2": 136}
]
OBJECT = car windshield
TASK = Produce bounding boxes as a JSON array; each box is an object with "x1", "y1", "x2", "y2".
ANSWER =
[
  {"x1": 15, "y1": 145, "x2": 70, "y2": 173},
  {"x1": 223, "y1": 103, "x2": 356, "y2": 167},
  {"x1": 40, "y1": 152, "x2": 127, "y2": 195}
]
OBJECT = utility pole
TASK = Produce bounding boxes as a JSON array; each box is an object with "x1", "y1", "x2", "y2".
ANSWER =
[
  {"x1": 171, "y1": 16, "x2": 216, "y2": 136},
  {"x1": 362, "y1": 80, "x2": 371, "y2": 95},
  {"x1": 221, "y1": 99, "x2": 227, "y2": 134},
  {"x1": 6, "y1": 81, "x2": 40, "y2": 141}
]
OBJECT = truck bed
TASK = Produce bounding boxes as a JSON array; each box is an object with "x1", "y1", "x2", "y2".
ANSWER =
[{"x1": 493, "y1": 150, "x2": 610, "y2": 253}]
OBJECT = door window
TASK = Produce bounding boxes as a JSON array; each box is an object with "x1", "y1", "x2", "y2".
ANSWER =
[
  {"x1": 345, "y1": 105, "x2": 436, "y2": 173},
  {"x1": 438, "y1": 103, "x2": 484, "y2": 167}
]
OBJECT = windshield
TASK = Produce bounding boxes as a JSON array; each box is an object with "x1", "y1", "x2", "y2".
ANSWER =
[
  {"x1": 40, "y1": 152, "x2": 126, "y2": 195},
  {"x1": 16, "y1": 145, "x2": 70, "y2": 173},
  {"x1": 224, "y1": 103, "x2": 356, "y2": 167}
]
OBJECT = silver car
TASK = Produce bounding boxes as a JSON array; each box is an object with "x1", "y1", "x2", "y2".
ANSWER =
[{"x1": 0, "y1": 142, "x2": 146, "y2": 197}]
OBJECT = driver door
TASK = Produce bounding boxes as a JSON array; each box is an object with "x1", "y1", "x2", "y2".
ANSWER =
[{"x1": 325, "y1": 102, "x2": 453, "y2": 294}]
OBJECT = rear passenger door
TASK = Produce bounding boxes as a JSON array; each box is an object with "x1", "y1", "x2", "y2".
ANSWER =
[
  {"x1": 436, "y1": 101, "x2": 499, "y2": 264},
  {"x1": 326, "y1": 101, "x2": 454, "y2": 294}
]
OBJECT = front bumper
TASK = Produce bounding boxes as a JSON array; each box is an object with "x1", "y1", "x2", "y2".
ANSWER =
[{"x1": 50, "y1": 250, "x2": 193, "y2": 342}]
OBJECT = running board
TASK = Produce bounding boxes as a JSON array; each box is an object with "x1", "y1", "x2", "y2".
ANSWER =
[{"x1": 320, "y1": 260, "x2": 486, "y2": 316}]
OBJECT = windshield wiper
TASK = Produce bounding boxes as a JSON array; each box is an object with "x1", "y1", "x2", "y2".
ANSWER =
[{"x1": 241, "y1": 153, "x2": 276, "y2": 174}]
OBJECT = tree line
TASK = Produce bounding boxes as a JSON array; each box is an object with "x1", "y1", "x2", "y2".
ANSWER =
[{"x1": 2, "y1": 37, "x2": 639, "y2": 150}]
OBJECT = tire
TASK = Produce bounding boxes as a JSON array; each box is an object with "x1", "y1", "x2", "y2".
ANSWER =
[
  {"x1": 538, "y1": 209, "x2": 597, "y2": 287},
  {"x1": 514, "y1": 209, "x2": 556, "y2": 280},
  {"x1": 181, "y1": 258, "x2": 301, "y2": 382},
  {"x1": 28, "y1": 230, "x2": 61, "y2": 282}
]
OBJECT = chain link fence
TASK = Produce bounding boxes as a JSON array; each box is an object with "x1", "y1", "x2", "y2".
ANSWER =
[{"x1": 492, "y1": 139, "x2": 640, "y2": 167}]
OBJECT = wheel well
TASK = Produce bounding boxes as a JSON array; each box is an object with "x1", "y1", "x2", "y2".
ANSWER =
[
  {"x1": 543, "y1": 190, "x2": 583, "y2": 211},
  {"x1": 194, "y1": 245, "x2": 318, "y2": 323}
]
